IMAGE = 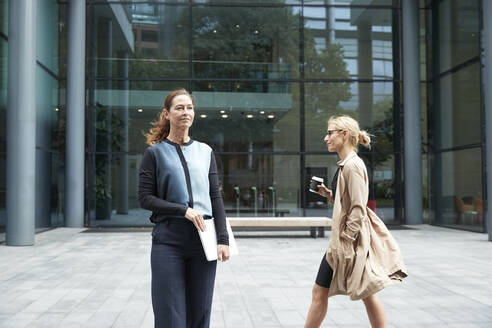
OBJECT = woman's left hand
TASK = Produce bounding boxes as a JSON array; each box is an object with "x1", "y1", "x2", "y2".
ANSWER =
[{"x1": 217, "y1": 244, "x2": 230, "y2": 262}]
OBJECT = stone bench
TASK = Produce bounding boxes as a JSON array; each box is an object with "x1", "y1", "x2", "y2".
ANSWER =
[{"x1": 228, "y1": 217, "x2": 332, "y2": 238}]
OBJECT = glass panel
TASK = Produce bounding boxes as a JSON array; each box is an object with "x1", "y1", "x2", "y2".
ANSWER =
[
  {"x1": 91, "y1": 80, "x2": 189, "y2": 154},
  {"x1": 90, "y1": 153, "x2": 150, "y2": 226},
  {"x1": 438, "y1": 0, "x2": 479, "y2": 73},
  {"x1": 304, "y1": 7, "x2": 393, "y2": 80},
  {"x1": 432, "y1": 148, "x2": 484, "y2": 232},
  {"x1": 0, "y1": 0, "x2": 7, "y2": 36},
  {"x1": 436, "y1": 63, "x2": 481, "y2": 149},
  {"x1": 191, "y1": 0, "x2": 302, "y2": 5},
  {"x1": 305, "y1": 81, "x2": 394, "y2": 152},
  {"x1": 215, "y1": 154, "x2": 301, "y2": 218},
  {"x1": 36, "y1": 0, "x2": 59, "y2": 74},
  {"x1": 89, "y1": 153, "x2": 301, "y2": 226},
  {"x1": 420, "y1": 9, "x2": 427, "y2": 80},
  {"x1": 364, "y1": 153, "x2": 396, "y2": 223},
  {"x1": 35, "y1": 63, "x2": 62, "y2": 228},
  {"x1": 92, "y1": 4, "x2": 190, "y2": 79},
  {"x1": 305, "y1": 154, "x2": 338, "y2": 217},
  {"x1": 0, "y1": 0, "x2": 4, "y2": 236},
  {"x1": 304, "y1": 0, "x2": 395, "y2": 5},
  {"x1": 191, "y1": 5, "x2": 300, "y2": 79},
  {"x1": 306, "y1": 154, "x2": 396, "y2": 222},
  {"x1": 0, "y1": 153, "x2": 5, "y2": 239},
  {"x1": 191, "y1": 82, "x2": 300, "y2": 152},
  {"x1": 0, "y1": 39, "x2": 6, "y2": 153}
]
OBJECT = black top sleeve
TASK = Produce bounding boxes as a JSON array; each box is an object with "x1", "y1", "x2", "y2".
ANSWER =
[
  {"x1": 209, "y1": 152, "x2": 229, "y2": 245},
  {"x1": 138, "y1": 147, "x2": 188, "y2": 216}
]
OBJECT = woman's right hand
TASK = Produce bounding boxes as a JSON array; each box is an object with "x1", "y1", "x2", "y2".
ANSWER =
[
  {"x1": 185, "y1": 208, "x2": 206, "y2": 232},
  {"x1": 317, "y1": 184, "x2": 333, "y2": 201}
]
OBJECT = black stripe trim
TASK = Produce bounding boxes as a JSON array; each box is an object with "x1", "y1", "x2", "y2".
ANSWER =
[
  {"x1": 431, "y1": 56, "x2": 481, "y2": 81},
  {"x1": 37, "y1": 60, "x2": 60, "y2": 80},
  {"x1": 93, "y1": 76, "x2": 397, "y2": 83},
  {"x1": 169, "y1": 141, "x2": 194, "y2": 208},
  {"x1": 86, "y1": 150, "x2": 398, "y2": 156},
  {"x1": 87, "y1": 1, "x2": 399, "y2": 8},
  {"x1": 432, "y1": 143, "x2": 482, "y2": 154}
]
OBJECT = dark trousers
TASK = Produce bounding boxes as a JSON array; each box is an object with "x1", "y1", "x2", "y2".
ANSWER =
[{"x1": 151, "y1": 219, "x2": 217, "y2": 328}]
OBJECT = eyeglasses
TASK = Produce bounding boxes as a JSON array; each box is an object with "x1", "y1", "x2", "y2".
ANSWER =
[{"x1": 326, "y1": 129, "x2": 343, "y2": 137}]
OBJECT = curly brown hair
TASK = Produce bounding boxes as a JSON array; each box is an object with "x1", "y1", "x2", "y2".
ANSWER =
[{"x1": 144, "y1": 89, "x2": 195, "y2": 145}]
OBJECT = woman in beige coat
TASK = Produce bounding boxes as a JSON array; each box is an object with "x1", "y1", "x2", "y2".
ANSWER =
[{"x1": 305, "y1": 115, "x2": 407, "y2": 328}]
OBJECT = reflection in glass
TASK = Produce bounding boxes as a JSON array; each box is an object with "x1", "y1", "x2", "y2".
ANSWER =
[
  {"x1": 304, "y1": 0, "x2": 394, "y2": 5},
  {"x1": 305, "y1": 82, "x2": 394, "y2": 152},
  {"x1": 37, "y1": 0, "x2": 59, "y2": 74},
  {"x1": 93, "y1": 4, "x2": 190, "y2": 79},
  {"x1": 304, "y1": 7, "x2": 393, "y2": 80},
  {"x1": 0, "y1": 0, "x2": 7, "y2": 36},
  {"x1": 90, "y1": 153, "x2": 152, "y2": 226},
  {"x1": 0, "y1": 0, "x2": 7, "y2": 158},
  {"x1": 192, "y1": 0, "x2": 301, "y2": 3},
  {"x1": 0, "y1": 38, "x2": 6, "y2": 153},
  {"x1": 437, "y1": 63, "x2": 481, "y2": 150},
  {"x1": 191, "y1": 82, "x2": 300, "y2": 152},
  {"x1": 87, "y1": 1, "x2": 403, "y2": 226},
  {"x1": 433, "y1": 148, "x2": 483, "y2": 232},
  {"x1": 438, "y1": 0, "x2": 479, "y2": 73},
  {"x1": 191, "y1": 5, "x2": 300, "y2": 79},
  {"x1": 35, "y1": 66, "x2": 61, "y2": 228},
  {"x1": 216, "y1": 155, "x2": 301, "y2": 218},
  {"x1": 305, "y1": 154, "x2": 396, "y2": 222},
  {"x1": 305, "y1": 155, "x2": 338, "y2": 217},
  {"x1": 88, "y1": 153, "x2": 302, "y2": 225},
  {"x1": 0, "y1": 154, "x2": 4, "y2": 234}
]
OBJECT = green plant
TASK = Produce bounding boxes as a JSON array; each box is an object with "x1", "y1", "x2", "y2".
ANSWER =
[{"x1": 94, "y1": 102, "x2": 124, "y2": 209}]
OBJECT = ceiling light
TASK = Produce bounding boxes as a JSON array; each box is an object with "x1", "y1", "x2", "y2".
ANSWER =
[
  {"x1": 267, "y1": 114, "x2": 275, "y2": 119},
  {"x1": 55, "y1": 108, "x2": 59, "y2": 112},
  {"x1": 220, "y1": 110, "x2": 225, "y2": 114},
  {"x1": 200, "y1": 114, "x2": 207, "y2": 118},
  {"x1": 246, "y1": 114, "x2": 253, "y2": 118},
  {"x1": 260, "y1": 111, "x2": 265, "y2": 114},
  {"x1": 254, "y1": 30, "x2": 259, "y2": 35},
  {"x1": 221, "y1": 114, "x2": 228, "y2": 118},
  {"x1": 137, "y1": 108, "x2": 143, "y2": 113},
  {"x1": 213, "y1": 29, "x2": 217, "y2": 33},
  {"x1": 235, "y1": 24, "x2": 240, "y2": 28}
]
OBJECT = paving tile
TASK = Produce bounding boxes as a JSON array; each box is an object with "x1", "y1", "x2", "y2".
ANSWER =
[
  {"x1": 0, "y1": 225, "x2": 490, "y2": 327},
  {"x1": 57, "y1": 311, "x2": 93, "y2": 328}
]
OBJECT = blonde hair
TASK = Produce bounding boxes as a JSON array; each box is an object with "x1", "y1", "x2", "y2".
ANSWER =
[{"x1": 327, "y1": 115, "x2": 371, "y2": 151}]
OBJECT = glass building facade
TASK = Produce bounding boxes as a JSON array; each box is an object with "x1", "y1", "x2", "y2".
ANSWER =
[
  {"x1": 1, "y1": 0, "x2": 66, "y2": 237},
  {"x1": 0, "y1": 0, "x2": 490, "y2": 241}
]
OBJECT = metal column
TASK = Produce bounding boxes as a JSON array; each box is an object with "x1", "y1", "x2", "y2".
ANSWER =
[
  {"x1": 65, "y1": 0, "x2": 86, "y2": 227},
  {"x1": 483, "y1": 0, "x2": 492, "y2": 240},
  {"x1": 402, "y1": 0, "x2": 423, "y2": 224},
  {"x1": 6, "y1": 0, "x2": 37, "y2": 245}
]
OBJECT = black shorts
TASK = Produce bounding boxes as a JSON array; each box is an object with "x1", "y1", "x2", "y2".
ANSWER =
[{"x1": 315, "y1": 252, "x2": 334, "y2": 288}]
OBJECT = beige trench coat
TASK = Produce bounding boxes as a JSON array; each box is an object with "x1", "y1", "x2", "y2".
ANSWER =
[{"x1": 326, "y1": 151, "x2": 407, "y2": 301}]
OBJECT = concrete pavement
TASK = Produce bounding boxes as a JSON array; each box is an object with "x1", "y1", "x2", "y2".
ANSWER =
[{"x1": 0, "y1": 224, "x2": 491, "y2": 327}]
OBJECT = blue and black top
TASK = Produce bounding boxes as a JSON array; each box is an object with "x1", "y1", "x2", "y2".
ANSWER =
[{"x1": 138, "y1": 138, "x2": 229, "y2": 245}]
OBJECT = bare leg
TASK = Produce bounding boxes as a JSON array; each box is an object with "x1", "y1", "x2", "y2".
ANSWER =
[
  {"x1": 362, "y1": 294, "x2": 387, "y2": 328},
  {"x1": 304, "y1": 284, "x2": 329, "y2": 328}
]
